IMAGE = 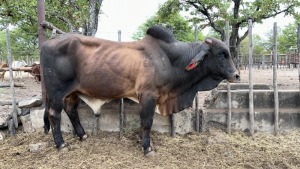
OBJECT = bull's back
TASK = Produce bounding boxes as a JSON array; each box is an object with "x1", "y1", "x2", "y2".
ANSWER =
[{"x1": 41, "y1": 34, "x2": 147, "y2": 99}]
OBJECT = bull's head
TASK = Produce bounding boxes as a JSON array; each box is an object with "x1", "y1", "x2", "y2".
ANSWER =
[{"x1": 185, "y1": 38, "x2": 239, "y2": 82}]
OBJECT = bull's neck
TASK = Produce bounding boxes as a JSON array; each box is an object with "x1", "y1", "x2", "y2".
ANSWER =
[
  {"x1": 160, "y1": 41, "x2": 202, "y2": 67},
  {"x1": 159, "y1": 41, "x2": 208, "y2": 91}
]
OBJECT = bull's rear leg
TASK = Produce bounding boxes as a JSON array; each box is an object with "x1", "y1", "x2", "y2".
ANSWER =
[
  {"x1": 64, "y1": 94, "x2": 87, "y2": 140},
  {"x1": 48, "y1": 98, "x2": 66, "y2": 149},
  {"x1": 140, "y1": 95, "x2": 156, "y2": 156}
]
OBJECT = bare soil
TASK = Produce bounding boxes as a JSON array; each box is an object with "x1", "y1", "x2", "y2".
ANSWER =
[{"x1": 1, "y1": 68, "x2": 300, "y2": 168}]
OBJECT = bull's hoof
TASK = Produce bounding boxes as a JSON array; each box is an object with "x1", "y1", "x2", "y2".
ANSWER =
[
  {"x1": 145, "y1": 150, "x2": 155, "y2": 157},
  {"x1": 58, "y1": 143, "x2": 69, "y2": 152},
  {"x1": 80, "y1": 134, "x2": 88, "y2": 141},
  {"x1": 44, "y1": 127, "x2": 50, "y2": 134},
  {"x1": 144, "y1": 147, "x2": 155, "y2": 157}
]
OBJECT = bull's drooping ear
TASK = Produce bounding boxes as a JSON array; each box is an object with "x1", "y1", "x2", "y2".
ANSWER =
[
  {"x1": 205, "y1": 38, "x2": 213, "y2": 44},
  {"x1": 185, "y1": 40, "x2": 211, "y2": 71}
]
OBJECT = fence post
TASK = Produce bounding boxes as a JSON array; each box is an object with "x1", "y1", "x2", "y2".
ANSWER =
[
  {"x1": 194, "y1": 24, "x2": 200, "y2": 133},
  {"x1": 297, "y1": 23, "x2": 300, "y2": 92},
  {"x1": 225, "y1": 21, "x2": 232, "y2": 134},
  {"x1": 248, "y1": 19, "x2": 254, "y2": 135},
  {"x1": 5, "y1": 25, "x2": 18, "y2": 136},
  {"x1": 262, "y1": 55, "x2": 265, "y2": 69},
  {"x1": 273, "y1": 22, "x2": 279, "y2": 134},
  {"x1": 166, "y1": 25, "x2": 175, "y2": 137},
  {"x1": 37, "y1": 0, "x2": 47, "y2": 107},
  {"x1": 118, "y1": 30, "x2": 125, "y2": 138}
]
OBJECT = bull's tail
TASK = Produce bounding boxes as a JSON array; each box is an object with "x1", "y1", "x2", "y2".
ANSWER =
[
  {"x1": 43, "y1": 95, "x2": 51, "y2": 134},
  {"x1": 40, "y1": 44, "x2": 50, "y2": 134}
]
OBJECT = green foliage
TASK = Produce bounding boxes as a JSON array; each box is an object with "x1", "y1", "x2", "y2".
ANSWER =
[
  {"x1": 257, "y1": 22, "x2": 298, "y2": 55},
  {"x1": 0, "y1": 0, "x2": 38, "y2": 61},
  {"x1": 206, "y1": 28, "x2": 221, "y2": 39},
  {"x1": 0, "y1": 0, "x2": 101, "y2": 62},
  {"x1": 0, "y1": 30, "x2": 6, "y2": 62},
  {"x1": 277, "y1": 23, "x2": 297, "y2": 53},
  {"x1": 0, "y1": 28, "x2": 38, "y2": 62},
  {"x1": 158, "y1": 0, "x2": 300, "y2": 61},
  {"x1": 239, "y1": 35, "x2": 270, "y2": 63},
  {"x1": 132, "y1": 8, "x2": 204, "y2": 42},
  {"x1": 45, "y1": 0, "x2": 90, "y2": 32}
]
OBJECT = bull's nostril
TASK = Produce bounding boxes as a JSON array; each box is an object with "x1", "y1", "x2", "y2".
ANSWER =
[{"x1": 235, "y1": 74, "x2": 240, "y2": 81}]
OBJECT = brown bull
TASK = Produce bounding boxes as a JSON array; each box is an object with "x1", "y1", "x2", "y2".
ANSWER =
[{"x1": 41, "y1": 25, "x2": 239, "y2": 156}]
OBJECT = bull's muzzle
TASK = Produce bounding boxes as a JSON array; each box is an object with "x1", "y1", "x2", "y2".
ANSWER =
[{"x1": 227, "y1": 71, "x2": 240, "y2": 82}]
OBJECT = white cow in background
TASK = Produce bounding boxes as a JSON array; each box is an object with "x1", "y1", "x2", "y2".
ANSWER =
[{"x1": 12, "y1": 60, "x2": 27, "y2": 79}]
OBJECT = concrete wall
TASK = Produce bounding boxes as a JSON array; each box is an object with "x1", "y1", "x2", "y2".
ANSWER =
[
  {"x1": 202, "y1": 89, "x2": 300, "y2": 132},
  {"x1": 24, "y1": 83, "x2": 300, "y2": 135},
  {"x1": 30, "y1": 99, "x2": 195, "y2": 135}
]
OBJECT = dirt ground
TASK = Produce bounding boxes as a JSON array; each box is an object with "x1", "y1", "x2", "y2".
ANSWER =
[{"x1": 1, "y1": 68, "x2": 300, "y2": 168}]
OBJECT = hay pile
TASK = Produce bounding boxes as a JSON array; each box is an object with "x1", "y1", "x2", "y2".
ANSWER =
[{"x1": 1, "y1": 128, "x2": 300, "y2": 168}]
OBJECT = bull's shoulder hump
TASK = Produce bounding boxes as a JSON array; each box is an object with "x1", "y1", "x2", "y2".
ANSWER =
[{"x1": 146, "y1": 25, "x2": 177, "y2": 43}]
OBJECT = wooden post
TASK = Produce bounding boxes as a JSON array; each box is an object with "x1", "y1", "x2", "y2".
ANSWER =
[
  {"x1": 262, "y1": 55, "x2": 265, "y2": 69},
  {"x1": 248, "y1": 19, "x2": 254, "y2": 135},
  {"x1": 298, "y1": 23, "x2": 300, "y2": 92},
  {"x1": 5, "y1": 25, "x2": 18, "y2": 136},
  {"x1": 195, "y1": 93, "x2": 199, "y2": 132},
  {"x1": 169, "y1": 115, "x2": 175, "y2": 137},
  {"x1": 194, "y1": 24, "x2": 200, "y2": 132},
  {"x1": 118, "y1": 30, "x2": 125, "y2": 138},
  {"x1": 166, "y1": 25, "x2": 175, "y2": 137},
  {"x1": 225, "y1": 21, "x2": 232, "y2": 134},
  {"x1": 273, "y1": 22, "x2": 279, "y2": 134},
  {"x1": 37, "y1": 0, "x2": 46, "y2": 107},
  {"x1": 119, "y1": 98, "x2": 124, "y2": 138}
]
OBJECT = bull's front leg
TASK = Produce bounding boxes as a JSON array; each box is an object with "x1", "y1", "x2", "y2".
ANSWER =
[{"x1": 140, "y1": 95, "x2": 156, "y2": 156}]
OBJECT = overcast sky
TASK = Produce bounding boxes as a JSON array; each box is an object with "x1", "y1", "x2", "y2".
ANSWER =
[{"x1": 95, "y1": 0, "x2": 295, "y2": 41}]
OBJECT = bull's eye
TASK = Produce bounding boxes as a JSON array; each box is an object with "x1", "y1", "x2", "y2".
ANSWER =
[{"x1": 219, "y1": 51, "x2": 227, "y2": 59}]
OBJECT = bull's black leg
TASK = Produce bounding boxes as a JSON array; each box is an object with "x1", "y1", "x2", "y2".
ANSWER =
[
  {"x1": 48, "y1": 98, "x2": 65, "y2": 149},
  {"x1": 140, "y1": 95, "x2": 156, "y2": 156},
  {"x1": 64, "y1": 94, "x2": 87, "y2": 140}
]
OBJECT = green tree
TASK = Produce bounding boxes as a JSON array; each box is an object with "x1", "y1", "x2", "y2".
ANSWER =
[
  {"x1": 0, "y1": 28, "x2": 38, "y2": 62},
  {"x1": 132, "y1": 12, "x2": 204, "y2": 42},
  {"x1": 0, "y1": 30, "x2": 6, "y2": 62},
  {"x1": 277, "y1": 23, "x2": 297, "y2": 53},
  {"x1": 158, "y1": 0, "x2": 300, "y2": 63},
  {"x1": 239, "y1": 35, "x2": 270, "y2": 64},
  {"x1": 0, "y1": 0, "x2": 103, "y2": 35},
  {"x1": 0, "y1": 0, "x2": 103, "y2": 61}
]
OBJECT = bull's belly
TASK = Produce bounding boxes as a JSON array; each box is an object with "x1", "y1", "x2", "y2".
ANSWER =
[{"x1": 78, "y1": 94, "x2": 161, "y2": 115}]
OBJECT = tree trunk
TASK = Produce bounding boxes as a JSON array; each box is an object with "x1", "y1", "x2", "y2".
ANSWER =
[
  {"x1": 227, "y1": 21, "x2": 242, "y2": 69},
  {"x1": 85, "y1": 0, "x2": 103, "y2": 36}
]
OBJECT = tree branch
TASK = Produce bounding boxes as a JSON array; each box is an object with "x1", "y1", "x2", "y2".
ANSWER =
[
  {"x1": 185, "y1": 0, "x2": 224, "y2": 38},
  {"x1": 50, "y1": 12, "x2": 75, "y2": 32},
  {"x1": 40, "y1": 21, "x2": 65, "y2": 34},
  {"x1": 237, "y1": 4, "x2": 294, "y2": 25},
  {"x1": 238, "y1": 29, "x2": 249, "y2": 45}
]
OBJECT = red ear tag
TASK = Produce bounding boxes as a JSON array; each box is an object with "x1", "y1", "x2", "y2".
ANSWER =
[{"x1": 185, "y1": 62, "x2": 196, "y2": 71}]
